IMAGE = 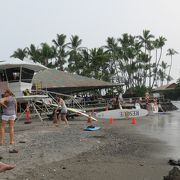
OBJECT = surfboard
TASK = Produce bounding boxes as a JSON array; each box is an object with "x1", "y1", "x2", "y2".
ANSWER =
[
  {"x1": 95, "y1": 108, "x2": 148, "y2": 120},
  {"x1": 67, "y1": 107, "x2": 98, "y2": 121},
  {"x1": 16, "y1": 95, "x2": 49, "y2": 102},
  {"x1": 83, "y1": 126, "x2": 101, "y2": 131}
]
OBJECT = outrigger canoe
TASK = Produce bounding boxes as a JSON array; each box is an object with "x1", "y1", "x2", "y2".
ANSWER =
[{"x1": 95, "y1": 108, "x2": 148, "y2": 120}]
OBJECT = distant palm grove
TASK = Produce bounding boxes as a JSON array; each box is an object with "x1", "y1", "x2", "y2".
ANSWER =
[{"x1": 11, "y1": 30, "x2": 178, "y2": 91}]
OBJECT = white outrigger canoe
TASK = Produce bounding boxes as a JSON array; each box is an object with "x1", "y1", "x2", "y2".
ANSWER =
[{"x1": 95, "y1": 108, "x2": 148, "y2": 120}]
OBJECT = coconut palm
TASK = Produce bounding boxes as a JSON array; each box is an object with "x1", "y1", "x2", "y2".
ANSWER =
[
  {"x1": 10, "y1": 48, "x2": 27, "y2": 60},
  {"x1": 166, "y1": 48, "x2": 178, "y2": 84},
  {"x1": 104, "y1": 37, "x2": 122, "y2": 83},
  {"x1": 151, "y1": 36, "x2": 167, "y2": 87},
  {"x1": 40, "y1": 43, "x2": 56, "y2": 67},
  {"x1": 67, "y1": 35, "x2": 83, "y2": 73},
  {"x1": 27, "y1": 44, "x2": 41, "y2": 63},
  {"x1": 52, "y1": 34, "x2": 69, "y2": 70},
  {"x1": 138, "y1": 30, "x2": 154, "y2": 53},
  {"x1": 88, "y1": 48, "x2": 110, "y2": 81},
  {"x1": 156, "y1": 61, "x2": 168, "y2": 86}
]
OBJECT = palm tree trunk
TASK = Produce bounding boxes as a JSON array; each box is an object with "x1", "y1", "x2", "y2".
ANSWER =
[
  {"x1": 167, "y1": 55, "x2": 173, "y2": 84},
  {"x1": 152, "y1": 48, "x2": 162, "y2": 87}
]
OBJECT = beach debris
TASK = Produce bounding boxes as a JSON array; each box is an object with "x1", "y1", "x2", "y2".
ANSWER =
[
  {"x1": 131, "y1": 117, "x2": 137, "y2": 125},
  {"x1": 0, "y1": 156, "x2": 3, "y2": 160},
  {"x1": 168, "y1": 159, "x2": 180, "y2": 166},
  {"x1": 9, "y1": 149, "x2": 18, "y2": 153},
  {"x1": 19, "y1": 141, "x2": 26, "y2": 143},
  {"x1": 164, "y1": 167, "x2": 180, "y2": 180}
]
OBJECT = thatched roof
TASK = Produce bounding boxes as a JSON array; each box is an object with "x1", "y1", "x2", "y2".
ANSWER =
[
  {"x1": 153, "y1": 83, "x2": 177, "y2": 91},
  {"x1": 33, "y1": 69, "x2": 121, "y2": 94}
]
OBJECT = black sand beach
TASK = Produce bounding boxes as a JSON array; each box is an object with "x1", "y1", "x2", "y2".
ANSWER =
[{"x1": 0, "y1": 116, "x2": 175, "y2": 180}]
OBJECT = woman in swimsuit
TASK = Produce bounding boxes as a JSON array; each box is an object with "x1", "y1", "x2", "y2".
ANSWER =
[{"x1": 0, "y1": 89, "x2": 17, "y2": 145}]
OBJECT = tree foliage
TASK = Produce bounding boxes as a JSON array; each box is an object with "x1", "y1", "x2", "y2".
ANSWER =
[{"x1": 10, "y1": 30, "x2": 178, "y2": 92}]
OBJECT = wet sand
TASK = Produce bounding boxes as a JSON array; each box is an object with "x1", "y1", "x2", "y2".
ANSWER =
[{"x1": 0, "y1": 117, "x2": 173, "y2": 180}]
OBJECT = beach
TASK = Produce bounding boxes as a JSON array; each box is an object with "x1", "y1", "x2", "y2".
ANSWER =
[{"x1": 0, "y1": 114, "x2": 176, "y2": 180}]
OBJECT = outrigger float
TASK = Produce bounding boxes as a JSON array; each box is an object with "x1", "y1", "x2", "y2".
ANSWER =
[{"x1": 95, "y1": 104, "x2": 149, "y2": 120}]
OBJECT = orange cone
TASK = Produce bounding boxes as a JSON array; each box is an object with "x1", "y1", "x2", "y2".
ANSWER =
[
  {"x1": 24, "y1": 104, "x2": 31, "y2": 124},
  {"x1": 109, "y1": 117, "x2": 114, "y2": 125},
  {"x1": 131, "y1": 117, "x2": 137, "y2": 125}
]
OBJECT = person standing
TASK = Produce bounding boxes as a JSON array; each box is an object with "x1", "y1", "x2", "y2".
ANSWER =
[
  {"x1": 55, "y1": 97, "x2": 69, "y2": 127},
  {"x1": 0, "y1": 89, "x2": 17, "y2": 145}
]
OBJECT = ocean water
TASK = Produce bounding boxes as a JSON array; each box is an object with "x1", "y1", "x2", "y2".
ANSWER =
[{"x1": 137, "y1": 101, "x2": 180, "y2": 159}]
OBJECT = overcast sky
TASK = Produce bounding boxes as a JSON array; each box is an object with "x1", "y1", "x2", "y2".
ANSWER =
[{"x1": 0, "y1": 0, "x2": 180, "y2": 81}]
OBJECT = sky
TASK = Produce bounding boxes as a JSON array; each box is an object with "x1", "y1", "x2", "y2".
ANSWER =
[{"x1": 0, "y1": 0, "x2": 180, "y2": 81}]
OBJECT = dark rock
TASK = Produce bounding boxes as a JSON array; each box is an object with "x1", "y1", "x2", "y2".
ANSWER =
[
  {"x1": 169, "y1": 159, "x2": 180, "y2": 166},
  {"x1": 164, "y1": 167, "x2": 180, "y2": 180}
]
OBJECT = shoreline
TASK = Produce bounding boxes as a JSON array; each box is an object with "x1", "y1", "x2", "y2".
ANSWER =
[{"x1": 1, "y1": 118, "x2": 173, "y2": 180}]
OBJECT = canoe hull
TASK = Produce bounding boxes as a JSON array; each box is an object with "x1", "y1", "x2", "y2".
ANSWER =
[{"x1": 95, "y1": 109, "x2": 148, "y2": 120}]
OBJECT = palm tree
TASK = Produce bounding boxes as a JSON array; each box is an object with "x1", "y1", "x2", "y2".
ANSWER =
[
  {"x1": 138, "y1": 30, "x2": 155, "y2": 87},
  {"x1": 89, "y1": 48, "x2": 110, "y2": 81},
  {"x1": 156, "y1": 61, "x2": 169, "y2": 86},
  {"x1": 10, "y1": 48, "x2": 27, "y2": 60},
  {"x1": 27, "y1": 44, "x2": 41, "y2": 63},
  {"x1": 40, "y1": 43, "x2": 56, "y2": 67},
  {"x1": 104, "y1": 37, "x2": 122, "y2": 83},
  {"x1": 79, "y1": 49, "x2": 92, "y2": 76},
  {"x1": 52, "y1": 34, "x2": 69, "y2": 70},
  {"x1": 151, "y1": 36, "x2": 167, "y2": 87},
  {"x1": 67, "y1": 35, "x2": 83, "y2": 73},
  {"x1": 139, "y1": 30, "x2": 154, "y2": 54},
  {"x1": 166, "y1": 48, "x2": 178, "y2": 84}
]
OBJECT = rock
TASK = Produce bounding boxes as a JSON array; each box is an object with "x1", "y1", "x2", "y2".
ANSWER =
[
  {"x1": 164, "y1": 167, "x2": 180, "y2": 180},
  {"x1": 169, "y1": 159, "x2": 180, "y2": 166}
]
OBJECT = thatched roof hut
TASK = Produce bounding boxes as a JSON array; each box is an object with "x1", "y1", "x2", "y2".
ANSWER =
[{"x1": 33, "y1": 69, "x2": 121, "y2": 94}]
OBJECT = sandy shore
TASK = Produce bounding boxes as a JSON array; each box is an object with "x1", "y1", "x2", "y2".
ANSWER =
[{"x1": 0, "y1": 117, "x2": 173, "y2": 180}]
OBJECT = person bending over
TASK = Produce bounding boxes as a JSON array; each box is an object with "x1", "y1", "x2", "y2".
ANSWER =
[{"x1": 55, "y1": 97, "x2": 69, "y2": 127}]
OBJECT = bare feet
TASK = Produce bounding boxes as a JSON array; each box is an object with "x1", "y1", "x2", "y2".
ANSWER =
[
  {"x1": 0, "y1": 162, "x2": 15, "y2": 173},
  {"x1": 10, "y1": 142, "x2": 15, "y2": 145},
  {"x1": 54, "y1": 124, "x2": 59, "y2": 127}
]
